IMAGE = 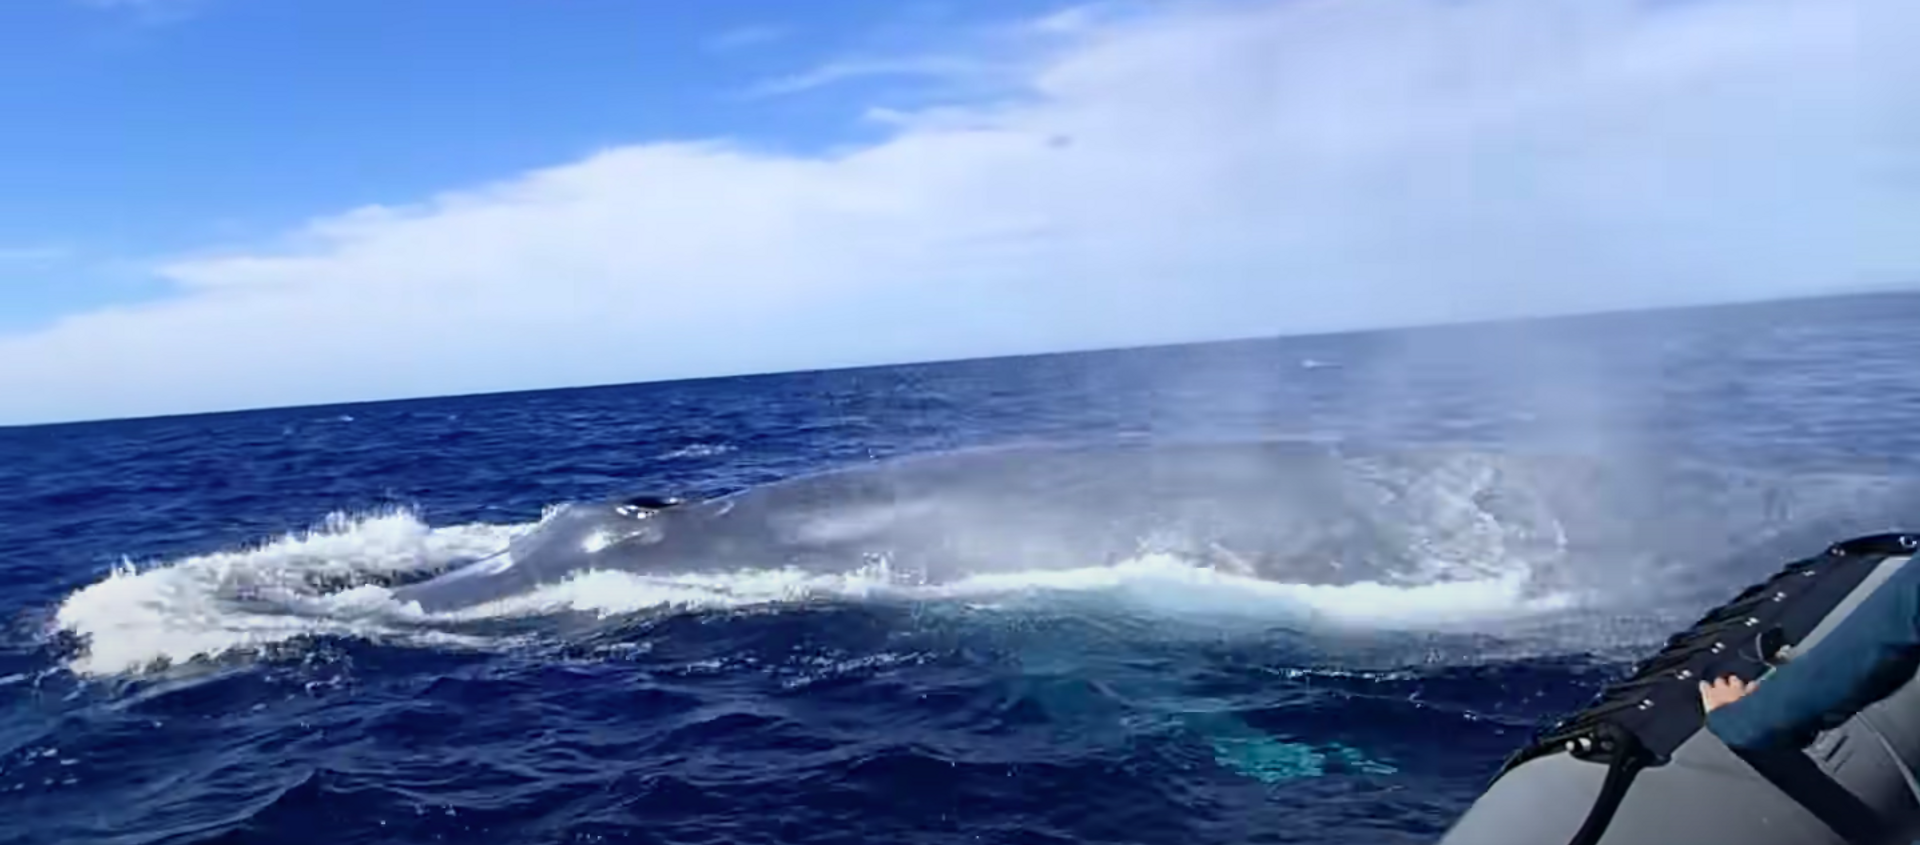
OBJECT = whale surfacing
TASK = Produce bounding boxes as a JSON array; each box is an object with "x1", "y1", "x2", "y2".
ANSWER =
[{"x1": 387, "y1": 441, "x2": 1901, "y2": 615}]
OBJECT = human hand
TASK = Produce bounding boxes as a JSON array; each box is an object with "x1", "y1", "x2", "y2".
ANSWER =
[{"x1": 1698, "y1": 675, "x2": 1758, "y2": 713}]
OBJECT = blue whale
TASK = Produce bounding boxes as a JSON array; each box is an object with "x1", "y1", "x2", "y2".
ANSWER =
[{"x1": 388, "y1": 441, "x2": 1908, "y2": 614}]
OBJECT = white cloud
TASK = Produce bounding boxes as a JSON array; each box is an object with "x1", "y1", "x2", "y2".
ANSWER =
[
  {"x1": 3, "y1": 0, "x2": 1915, "y2": 425},
  {"x1": 744, "y1": 55, "x2": 1007, "y2": 98}
]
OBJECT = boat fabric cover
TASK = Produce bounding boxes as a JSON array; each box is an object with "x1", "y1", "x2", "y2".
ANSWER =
[{"x1": 1440, "y1": 533, "x2": 1920, "y2": 845}]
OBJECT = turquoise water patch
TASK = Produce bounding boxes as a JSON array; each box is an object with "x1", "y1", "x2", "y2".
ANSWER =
[{"x1": 1209, "y1": 735, "x2": 1398, "y2": 783}]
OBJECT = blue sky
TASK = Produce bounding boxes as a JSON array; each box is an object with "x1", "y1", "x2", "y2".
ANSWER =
[
  {"x1": 0, "y1": 0, "x2": 1034, "y2": 326},
  {"x1": 0, "y1": 0, "x2": 1913, "y2": 425}
]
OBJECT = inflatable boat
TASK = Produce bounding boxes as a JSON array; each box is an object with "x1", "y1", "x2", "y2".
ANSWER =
[{"x1": 1441, "y1": 532, "x2": 1920, "y2": 845}]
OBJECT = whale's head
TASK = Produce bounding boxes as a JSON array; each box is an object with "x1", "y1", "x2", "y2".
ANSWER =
[{"x1": 393, "y1": 493, "x2": 686, "y2": 612}]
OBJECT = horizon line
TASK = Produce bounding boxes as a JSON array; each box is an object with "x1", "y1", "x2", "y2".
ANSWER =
[{"x1": 5, "y1": 286, "x2": 1913, "y2": 431}]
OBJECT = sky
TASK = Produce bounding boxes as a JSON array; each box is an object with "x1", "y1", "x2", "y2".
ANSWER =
[{"x1": 0, "y1": 0, "x2": 1912, "y2": 426}]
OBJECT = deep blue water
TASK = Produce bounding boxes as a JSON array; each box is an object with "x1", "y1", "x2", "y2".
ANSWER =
[{"x1": 6, "y1": 293, "x2": 1920, "y2": 845}]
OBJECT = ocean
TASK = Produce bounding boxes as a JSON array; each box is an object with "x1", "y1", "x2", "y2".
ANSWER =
[{"x1": 6, "y1": 292, "x2": 1920, "y2": 845}]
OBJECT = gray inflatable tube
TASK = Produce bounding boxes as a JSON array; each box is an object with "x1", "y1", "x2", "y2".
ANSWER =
[{"x1": 1440, "y1": 532, "x2": 1920, "y2": 845}]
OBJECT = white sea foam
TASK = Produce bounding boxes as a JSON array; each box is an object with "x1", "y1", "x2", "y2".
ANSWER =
[
  {"x1": 51, "y1": 510, "x2": 1573, "y2": 677},
  {"x1": 52, "y1": 510, "x2": 520, "y2": 676},
  {"x1": 455, "y1": 552, "x2": 1571, "y2": 626},
  {"x1": 943, "y1": 555, "x2": 1572, "y2": 627},
  {"x1": 658, "y1": 443, "x2": 736, "y2": 460}
]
